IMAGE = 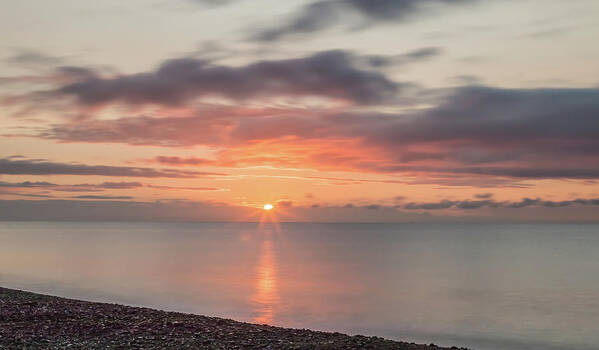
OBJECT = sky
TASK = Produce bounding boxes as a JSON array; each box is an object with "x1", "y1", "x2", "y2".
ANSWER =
[{"x1": 1, "y1": 0, "x2": 598, "y2": 222}]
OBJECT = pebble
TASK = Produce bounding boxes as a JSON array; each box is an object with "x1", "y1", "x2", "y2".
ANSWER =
[{"x1": 0, "y1": 287, "x2": 470, "y2": 349}]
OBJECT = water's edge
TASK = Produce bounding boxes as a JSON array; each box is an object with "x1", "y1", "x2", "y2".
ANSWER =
[{"x1": 0, "y1": 286, "x2": 465, "y2": 349}]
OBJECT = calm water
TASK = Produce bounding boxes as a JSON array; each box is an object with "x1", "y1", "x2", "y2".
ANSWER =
[{"x1": 1, "y1": 222, "x2": 598, "y2": 350}]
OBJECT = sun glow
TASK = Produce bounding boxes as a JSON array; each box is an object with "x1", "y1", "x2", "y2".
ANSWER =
[
  {"x1": 263, "y1": 204, "x2": 274, "y2": 211},
  {"x1": 241, "y1": 201, "x2": 296, "y2": 230}
]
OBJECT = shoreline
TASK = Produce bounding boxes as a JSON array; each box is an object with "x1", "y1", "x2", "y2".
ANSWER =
[{"x1": 0, "y1": 287, "x2": 468, "y2": 349}]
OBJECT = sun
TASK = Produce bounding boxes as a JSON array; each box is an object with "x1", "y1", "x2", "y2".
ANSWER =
[{"x1": 263, "y1": 203, "x2": 274, "y2": 211}]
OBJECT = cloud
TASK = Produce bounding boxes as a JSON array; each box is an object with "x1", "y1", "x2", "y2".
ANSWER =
[
  {"x1": 0, "y1": 65, "x2": 98, "y2": 88},
  {"x1": 0, "y1": 180, "x2": 223, "y2": 195},
  {"x1": 362, "y1": 47, "x2": 442, "y2": 67},
  {"x1": 506, "y1": 197, "x2": 540, "y2": 208},
  {"x1": 402, "y1": 197, "x2": 599, "y2": 210},
  {"x1": 5, "y1": 49, "x2": 64, "y2": 67},
  {"x1": 94, "y1": 181, "x2": 143, "y2": 189},
  {"x1": 146, "y1": 184, "x2": 227, "y2": 191},
  {"x1": 40, "y1": 85, "x2": 599, "y2": 182},
  {"x1": 52, "y1": 181, "x2": 144, "y2": 192},
  {"x1": 543, "y1": 198, "x2": 599, "y2": 207},
  {"x1": 254, "y1": 0, "x2": 478, "y2": 41},
  {"x1": 74, "y1": 195, "x2": 133, "y2": 200},
  {"x1": 0, "y1": 157, "x2": 224, "y2": 178},
  {"x1": 405, "y1": 200, "x2": 455, "y2": 210},
  {"x1": 0, "y1": 180, "x2": 143, "y2": 192},
  {"x1": 53, "y1": 50, "x2": 401, "y2": 107},
  {"x1": 0, "y1": 181, "x2": 57, "y2": 188},
  {"x1": 4, "y1": 193, "x2": 55, "y2": 199}
]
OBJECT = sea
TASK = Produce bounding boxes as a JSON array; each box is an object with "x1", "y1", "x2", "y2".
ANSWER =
[{"x1": 1, "y1": 222, "x2": 598, "y2": 350}]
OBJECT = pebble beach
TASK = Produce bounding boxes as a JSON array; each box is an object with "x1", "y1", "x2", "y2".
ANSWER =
[{"x1": 0, "y1": 287, "x2": 468, "y2": 349}]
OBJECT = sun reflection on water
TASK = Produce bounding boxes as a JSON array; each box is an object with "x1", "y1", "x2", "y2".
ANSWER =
[{"x1": 251, "y1": 239, "x2": 279, "y2": 324}]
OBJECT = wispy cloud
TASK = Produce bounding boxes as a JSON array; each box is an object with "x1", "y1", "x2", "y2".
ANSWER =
[
  {"x1": 254, "y1": 0, "x2": 479, "y2": 41},
  {"x1": 0, "y1": 157, "x2": 225, "y2": 178},
  {"x1": 403, "y1": 197, "x2": 599, "y2": 210},
  {"x1": 73, "y1": 195, "x2": 133, "y2": 200}
]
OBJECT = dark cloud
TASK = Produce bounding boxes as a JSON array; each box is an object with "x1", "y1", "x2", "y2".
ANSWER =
[
  {"x1": 0, "y1": 191, "x2": 55, "y2": 199},
  {"x1": 38, "y1": 85, "x2": 599, "y2": 181},
  {"x1": 474, "y1": 193, "x2": 493, "y2": 199},
  {"x1": 0, "y1": 157, "x2": 224, "y2": 178},
  {"x1": 399, "y1": 86, "x2": 599, "y2": 144},
  {"x1": 74, "y1": 195, "x2": 133, "y2": 200},
  {"x1": 255, "y1": 0, "x2": 477, "y2": 41},
  {"x1": 543, "y1": 198, "x2": 599, "y2": 207},
  {"x1": 405, "y1": 200, "x2": 455, "y2": 210},
  {"x1": 55, "y1": 50, "x2": 400, "y2": 106},
  {"x1": 0, "y1": 180, "x2": 222, "y2": 193},
  {"x1": 403, "y1": 197, "x2": 599, "y2": 210},
  {"x1": 0, "y1": 181, "x2": 143, "y2": 193},
  {"x1": 0, "y1": 181, "x2": 56, "y2": 188}
]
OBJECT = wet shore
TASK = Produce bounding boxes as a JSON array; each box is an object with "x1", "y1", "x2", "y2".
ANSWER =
[{"x1": 0, "y1": 287, "x2": 468, "y2": 349}]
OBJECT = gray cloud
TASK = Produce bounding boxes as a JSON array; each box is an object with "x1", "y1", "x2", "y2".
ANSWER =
[
  {"x1": 403, "y1": 197, "x2": 599, "y2": 210},
  {"x1": 0, "y1": 180, "x2": 221, "y2": 194},
  {"x1": 0, "y1": 181, "x2": 56, "y2": 188},
  {"x1": 13, "y1": 193, "x2": 55, "y2": 198},
  {"x1": 94, "y1": 181, "x2": 143, "y2": 189},
  {"x1": 364, "y1": 86, "x2": 599, "y2": 147},
  {"x1": 363, "y1": 47, "x2": 442, "y2": 67},
  {"x1": 543, "y1": 198, "x2": 599, "y2": 207},
  {"x1": 73, "y1": 195, "x2": 133, "y2": 200},
  {"x1": 405, "y1": 200, "x2": 455, "y2": 210},
  {"x1": 255, "y1": 0, "x2": 478, "y2": 41},
  {"x1": 55, "y1": 50, "x2": 401, "y2": 106},
  {"x1": 0, "y1": 157, "x2": 224, "y2": 178},
  {"x1": 0, "y1": 181, "x2": 143, "y2": 190},
  {"x1": 40, "y1": 85, "x2": 599, "y2": 181},
  {"x1": 5, "y1": 49, "x2": 64, "y2": 67}
]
